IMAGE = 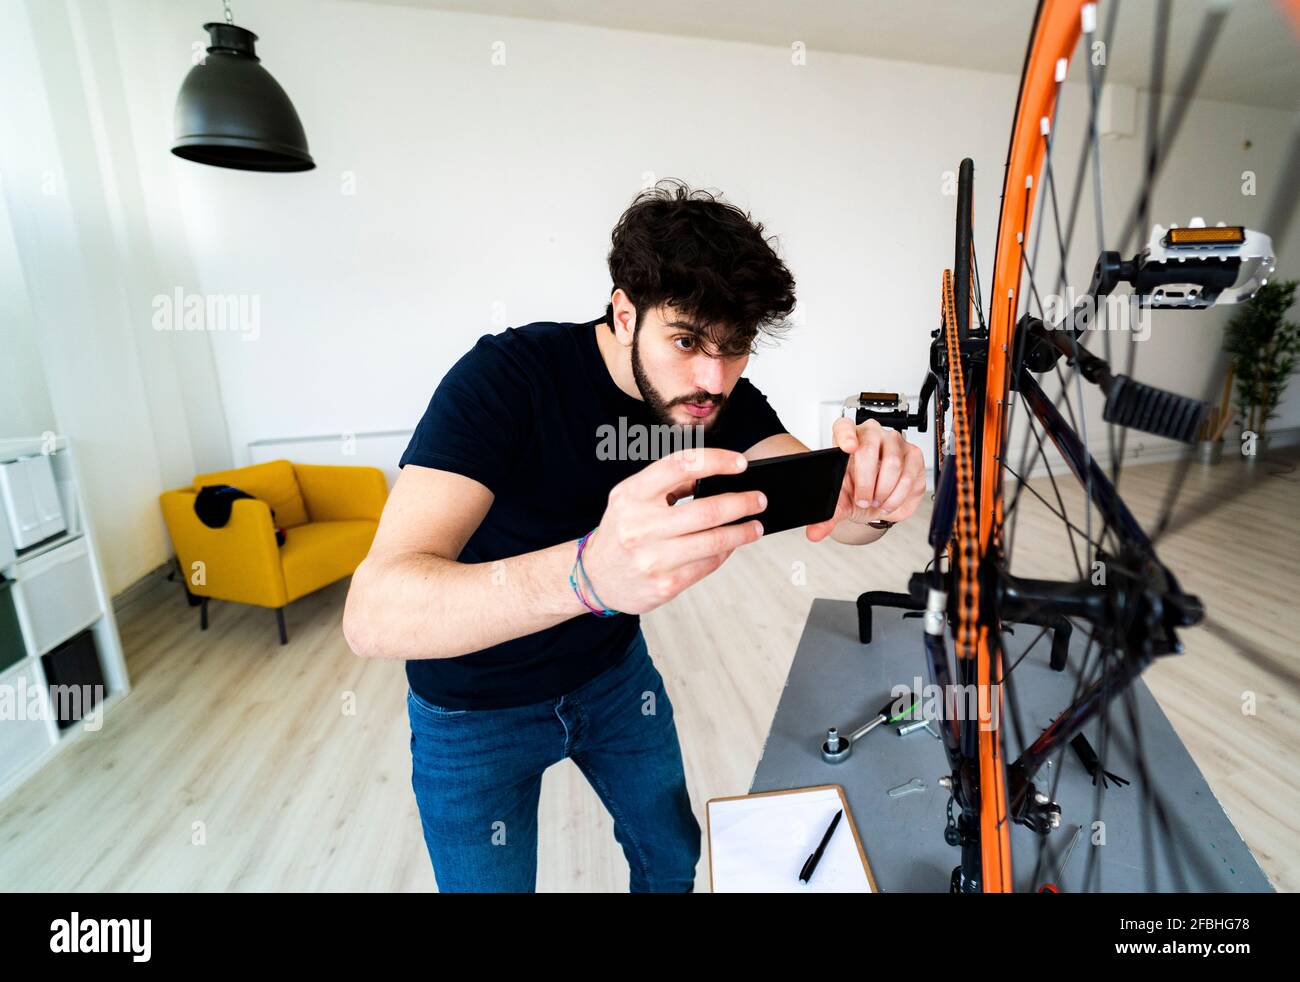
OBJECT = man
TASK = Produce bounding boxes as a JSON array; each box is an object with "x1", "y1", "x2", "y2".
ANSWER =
[{"x1": 343, "y1": 180, "x2": 926, "y2": 892}]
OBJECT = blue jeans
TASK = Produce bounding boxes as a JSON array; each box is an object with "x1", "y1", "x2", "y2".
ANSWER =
[{"x1": 407, "y1": 630, "x2": 701, "y2": 892}]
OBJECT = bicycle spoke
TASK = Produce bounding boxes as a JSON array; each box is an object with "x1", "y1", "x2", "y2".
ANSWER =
[
  {"x1": 1001, "y1": 460, "x2": 1107, "y2": 555},
  {"x1": 970, "y1": 238, "x2": 987, "y2": 331},
  {"x1": 1147, "y1": 350, "x2": 1235, "y2": 539},
  {"x1": 1115, "y1": 4, "x2": 1230, "y2": 255},
  {"x1": 1113, "y1": 0, "x2": 1171, "y2": 478},
  {"x1": 1198, "y1": 616, "x2": 1300, "y2": 697},
  {"x1": 1113, "y1": 676, "x2": 1226, "y2": 891},
  {"x1": 1012, "y1": 620, "x2": 1106, "y2": 888},
  {"x1": 1014, "y1": 406, "x2": 1087, "y2": 579},
  {"x1": 1077, "y1": 4, "x2": 1114, "y2": 547},
  {"x1": 1014, "y1": 617, "x2": 1230, "y2": 891},
  {"x1": 1060, "y1": 0, "x2": 1121, "y2": 266},
  {"x1": 997, "y1": 622, "x2": 1053, "y2": 684}
]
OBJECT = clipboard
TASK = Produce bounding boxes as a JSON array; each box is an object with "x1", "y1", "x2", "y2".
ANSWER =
[{"x1": 705, "y1": 784, "x2": 878, "y2": 893}]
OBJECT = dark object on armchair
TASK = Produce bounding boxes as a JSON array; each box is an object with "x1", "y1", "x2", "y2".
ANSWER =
[{"x1": 195, "y1": 485, "x2": 285, "y2": 546}]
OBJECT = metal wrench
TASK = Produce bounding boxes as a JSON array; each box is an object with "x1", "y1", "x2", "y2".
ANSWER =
[{"x1": 888, "y1": 777, "x2": 926, "y2": 798}]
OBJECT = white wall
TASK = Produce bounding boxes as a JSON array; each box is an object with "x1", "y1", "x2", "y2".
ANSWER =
[
  {"x1": 127, "y1": 0, "x2": 1015, "y2": 459},
  {"x1": 114, "y1": 0, "x2": 1296, "y2": 464},
  {"x1": 0, "y1": 191, "x2": 58, "y2": 441}
]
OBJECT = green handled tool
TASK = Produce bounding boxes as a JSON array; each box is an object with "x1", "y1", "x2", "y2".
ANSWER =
[{"x1": 822, "y1": 692, "x2": 922, "y2": 763}]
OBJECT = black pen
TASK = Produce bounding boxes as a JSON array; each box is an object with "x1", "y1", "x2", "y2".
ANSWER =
[{"x1": 799, "y1": 809, "x2": 843, "y2": 884}]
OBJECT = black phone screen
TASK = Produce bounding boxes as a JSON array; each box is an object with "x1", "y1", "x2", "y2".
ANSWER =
[{"x1": 692, "y1": 447, "x2": 849, "y2": 535}]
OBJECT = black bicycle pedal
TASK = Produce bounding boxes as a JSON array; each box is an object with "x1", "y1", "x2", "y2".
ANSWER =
[{"x1": 1102, "y1": 375, "x2": 1207, "y2": 444}]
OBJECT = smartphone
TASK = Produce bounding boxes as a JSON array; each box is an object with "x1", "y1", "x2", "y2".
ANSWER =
[{"x1": 692, "y1": 447, "x2": 849, "y2": 535}]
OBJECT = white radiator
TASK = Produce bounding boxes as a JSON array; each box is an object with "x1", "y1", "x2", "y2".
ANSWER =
[{"x1": 246, "y1": 430, "x2": 414, "y2": 489}]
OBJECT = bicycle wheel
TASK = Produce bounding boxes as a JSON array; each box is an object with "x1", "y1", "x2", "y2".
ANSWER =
[{"x1": 936, "y1": 0, "x2": 1294, "y2": 893}]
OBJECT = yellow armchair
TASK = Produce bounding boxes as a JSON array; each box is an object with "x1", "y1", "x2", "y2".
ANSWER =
[{"x1": 159, "y1": 459, "x2": 387, "y2": 644}]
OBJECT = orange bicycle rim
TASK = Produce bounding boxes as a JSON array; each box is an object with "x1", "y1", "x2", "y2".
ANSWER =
[{"x1": 977, "y1": 0, "x2": 1087, "y2": 893}]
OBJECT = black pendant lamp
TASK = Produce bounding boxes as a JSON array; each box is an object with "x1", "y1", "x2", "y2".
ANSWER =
[{"x1": 172, "y1": 1, "x2": 315, "y2": 172}]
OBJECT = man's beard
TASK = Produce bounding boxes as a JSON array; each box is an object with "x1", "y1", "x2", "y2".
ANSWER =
[{"x1": 631, "y1": 328, "x2": 728, "y2": 431}]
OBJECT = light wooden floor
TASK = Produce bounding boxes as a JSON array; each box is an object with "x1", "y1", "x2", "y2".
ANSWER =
[{"x1": 1, "y1": 450, "x2": 1295, "y2": 892}]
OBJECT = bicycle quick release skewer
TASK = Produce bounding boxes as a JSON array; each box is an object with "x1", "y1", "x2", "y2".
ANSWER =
[{"x1": 822, "y1": 693, "x2": 921, "y2": 764}]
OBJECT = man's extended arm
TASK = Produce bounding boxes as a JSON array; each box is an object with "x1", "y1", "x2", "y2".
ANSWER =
[
  {"x1": 343, "y1": 450, "x2": 767, "y2": 660},
  {"x1": 343, "y1": 466, "x2": 590, "y2": 660}
]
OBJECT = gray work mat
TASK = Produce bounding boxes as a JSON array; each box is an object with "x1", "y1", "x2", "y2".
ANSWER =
[{"x1": 749, "y1": 598, "x2": 1272, "y2": 892}]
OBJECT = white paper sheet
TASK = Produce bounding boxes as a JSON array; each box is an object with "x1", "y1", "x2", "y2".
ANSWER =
[{"x1": 707, "y1": 786, "x2": 873, "y2": 893}]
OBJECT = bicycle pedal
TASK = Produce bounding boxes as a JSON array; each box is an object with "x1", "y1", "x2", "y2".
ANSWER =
[{"x1": 1103, "y1": 375, "x2": 1206, "y2": 444}]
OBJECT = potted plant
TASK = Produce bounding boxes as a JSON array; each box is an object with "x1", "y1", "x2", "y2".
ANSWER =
[{"x1": 1223, "y1": 279, "x2": 1299, "y2": 460}]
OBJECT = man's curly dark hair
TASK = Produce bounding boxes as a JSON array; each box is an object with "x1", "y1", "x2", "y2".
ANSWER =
[{"x1": 604, "y1": 179, "x2": 796, "y2": 356}]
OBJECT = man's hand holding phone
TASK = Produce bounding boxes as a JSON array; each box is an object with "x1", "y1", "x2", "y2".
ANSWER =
[
  {"x1": 580, "y1": 448, "x2": 766, "y2": 615},
  {"x1": 806, "y1": 417, "x2": 927, "y2": 542}
]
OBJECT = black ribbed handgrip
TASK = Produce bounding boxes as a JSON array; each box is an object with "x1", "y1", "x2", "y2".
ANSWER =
[{"x1": 1102, "y1": 375, "x2": 1207, "y2": 444}]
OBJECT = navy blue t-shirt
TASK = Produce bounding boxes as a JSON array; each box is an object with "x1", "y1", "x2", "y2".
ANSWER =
[{"x1": 398, "y1": 316, "x2": 788, "y2": 709}]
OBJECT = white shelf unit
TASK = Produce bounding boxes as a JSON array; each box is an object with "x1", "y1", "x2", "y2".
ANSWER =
[{"x1": 0, "y1": 436, "x2": 130, "y2": 801}]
